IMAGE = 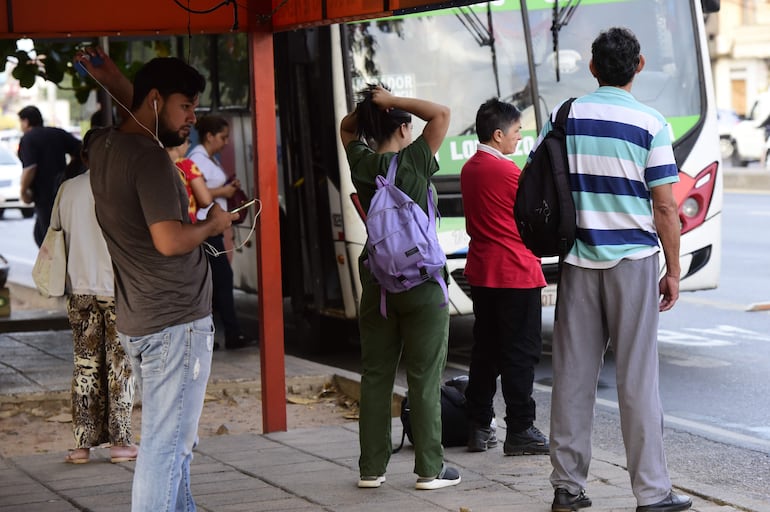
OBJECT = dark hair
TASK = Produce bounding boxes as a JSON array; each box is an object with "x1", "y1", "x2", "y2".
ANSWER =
[
  {"x1": 354, "y1": 83, "x2": 412, "y2": 146},
  {"x1": 195, "y1": 115, "x2": 229, "y2": 139},
  {"x1": 131, "y1": 57, "x2": 206, "y2": 111},
  {"x1": 475, "y1": 98, "x2": 521, "y2": 143},
  {"x1": 18, "y1": 106, "x2": 43, "y2": 127},
  {"x1": 591, "y1": 27, "x2": 641, "y2": 87}
]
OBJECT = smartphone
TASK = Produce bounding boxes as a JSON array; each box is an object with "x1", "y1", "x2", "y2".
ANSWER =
[
  {"x1": 230, "y1": 198, "x2": 257, "y2": 215},
  {"x1": 75, "y1": 53, "x2": 103, "y2": 78}
]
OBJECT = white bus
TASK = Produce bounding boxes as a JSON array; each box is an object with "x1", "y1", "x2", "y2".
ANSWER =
[{"x1": 207, "y1": 0, "x2": 723, "y2": 350}]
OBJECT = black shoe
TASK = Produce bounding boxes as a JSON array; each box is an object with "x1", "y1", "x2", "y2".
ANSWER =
[
  {"x1": 636, "y1": 492, "x2": 692, "y2": 512},
  {"x1": 504, "y1": 425, "x2": 549, "y2": 455},
  {"x1": 467, "y1": 422, "x2": 498, "y2": 452},
  {"x1": 552, "y1": 488, "x2": 592, "y2": 511},
  {"x1": 225, "y1": 334, "x2": 257, "y2": 350}
]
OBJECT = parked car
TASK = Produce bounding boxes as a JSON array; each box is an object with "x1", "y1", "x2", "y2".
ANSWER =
[
  {"x1": 0, "y1": 145, "x2": 34, "y2": 219},
  {"x1": 726, "y1": 94, "x2": 770, "y2": 166},
  {"x1": 763, "y1": 136, "x2": 770, "y2": 170},
  {"x1": 717, "y1": 108, "x2": 740, "y2": 161}
]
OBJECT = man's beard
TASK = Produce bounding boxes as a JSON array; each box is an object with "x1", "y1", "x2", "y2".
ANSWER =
[{"x1": 156, "y1": 117, "x2": 187, "y2": 148}]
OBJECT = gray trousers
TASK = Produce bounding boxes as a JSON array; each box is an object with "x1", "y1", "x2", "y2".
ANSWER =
[{"x1": 549, "y1": 255, "x2": 672, "y2": 506}]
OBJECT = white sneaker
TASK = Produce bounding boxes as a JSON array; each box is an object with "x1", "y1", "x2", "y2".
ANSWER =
[
  {"x1": 357, "y1": 475, "x2": 385, "y2": 488},
  {"x1": 415, "y1": 464, "x2": 461, "y2": 490}
]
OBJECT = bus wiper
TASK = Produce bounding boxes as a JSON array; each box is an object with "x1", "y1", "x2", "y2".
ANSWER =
[
  {"x1": 551, "y1": 0, "x2": 581, "y2": 82},
  {"x1": 455, "y1": 4, "x2": 500, "y2": 97}
]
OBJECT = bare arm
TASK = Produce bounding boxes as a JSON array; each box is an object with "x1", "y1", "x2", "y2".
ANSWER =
[
  {"x1": 339, "y1": 109, "x2": 359, "y2": 149},
  {"x1": 20, "y1": 165, "x2": 36, "y2": 203},
  {"x1": 149, "y1": 203, "x2": 235, "y2": 256},
  {"x1": 74, "y1": 47, "x2": 132, "y2": 118},
  {"x1": 189, "y1": 176, "x2": 213, "y2": 209},
  {"x1": 651, "y1": 183, "x2": 681, "y2": 312},
  {"x1": 370, "y1": 86, "x2": 450, "y2": 155}
]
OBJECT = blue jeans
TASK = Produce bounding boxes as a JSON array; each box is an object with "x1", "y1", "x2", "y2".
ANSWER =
[{"x1": 119, "y1": 316, "x2": 215, "y2": 512}]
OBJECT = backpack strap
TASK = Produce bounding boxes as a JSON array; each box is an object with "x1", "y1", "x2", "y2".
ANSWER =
[
  {"x1": 552, "y1": 97, "x2": 575, "y2": 321},
  {"x1": 379, "y1": 154, "x2": 400, "y2": 317},
  {"x1": 553, "y1": 97, "x2": 575, "y2": 130},
  {"x1": 392, "y1": 428, "x2": 407, "y2": 453},
  {"x1": 385, "y1": 152, "x2": 399, "y2": 182}
]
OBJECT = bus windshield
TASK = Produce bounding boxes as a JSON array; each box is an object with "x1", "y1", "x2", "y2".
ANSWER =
[{"x1": 345, "y1": 0, "x2": 702, "y2": 173}]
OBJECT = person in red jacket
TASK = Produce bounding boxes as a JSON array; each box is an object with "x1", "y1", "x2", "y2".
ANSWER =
[{"x1": 460, "y1": 98, "x2": 549, "y2": 456}]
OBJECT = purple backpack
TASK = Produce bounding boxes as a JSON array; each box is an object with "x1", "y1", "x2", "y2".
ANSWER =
[{"x1": 364, "y1": 154, "x2": 448, "y2": 317}]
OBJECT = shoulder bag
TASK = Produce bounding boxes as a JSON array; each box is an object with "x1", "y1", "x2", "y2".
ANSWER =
[{"x1": 32, "y1": 187, "x2": 67, "y2": 297}]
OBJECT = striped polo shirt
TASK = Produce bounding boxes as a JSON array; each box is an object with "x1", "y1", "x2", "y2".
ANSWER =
[{"x1": 530, "y1": 86, "x2": 679, "y2": 269}]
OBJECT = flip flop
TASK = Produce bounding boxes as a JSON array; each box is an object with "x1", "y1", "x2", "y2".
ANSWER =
[
  {"x1": 110, "y1": 445, "x2": 138, "y2": 463},
  {"x1": 64, "y1": 448, "x2": 90, "y2": 464}
]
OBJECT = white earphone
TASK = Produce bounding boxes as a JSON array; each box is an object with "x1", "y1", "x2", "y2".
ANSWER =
[{"x1": 153, "y1": 99, "x2": 158, "y2": 112}]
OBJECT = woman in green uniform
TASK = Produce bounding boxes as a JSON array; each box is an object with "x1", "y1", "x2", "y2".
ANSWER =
[{"x1": 339, "y1": 84, "x2": 460, "y2": 491}]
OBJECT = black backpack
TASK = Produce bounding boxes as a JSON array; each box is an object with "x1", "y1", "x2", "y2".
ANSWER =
[
  {"x1": 394, "y1": 376, "x2": 469, "y2": 452},
  {"x1": 514, "y1": 98, "x2": 577, "y2": 258}
]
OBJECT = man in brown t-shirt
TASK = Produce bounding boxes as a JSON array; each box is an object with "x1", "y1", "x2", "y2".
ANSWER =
[{"x1": 86, "y1": 54, "x2": 235, "y2": 512}]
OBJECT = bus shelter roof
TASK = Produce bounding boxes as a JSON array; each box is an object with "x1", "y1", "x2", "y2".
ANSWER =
[
  {"x1": 0, "y1": 0, "x2": 477, "y2": 433},
  {"x1": 0, "y1": 0, "x2": 480, "y2": 39}
]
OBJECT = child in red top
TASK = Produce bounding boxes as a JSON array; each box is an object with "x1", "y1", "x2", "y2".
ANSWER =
[{"x1": 167, "y1": 139, "x2": 211, "y2": 223}]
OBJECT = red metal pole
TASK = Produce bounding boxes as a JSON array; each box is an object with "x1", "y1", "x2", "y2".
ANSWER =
[{"x1": 248, "y1": 17, "x2": 287, "y2": 433}]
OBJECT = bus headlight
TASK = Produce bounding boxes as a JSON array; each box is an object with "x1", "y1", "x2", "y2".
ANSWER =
[
  {"x1": 672, "y1": 162, "x2": 718, "y2": 235},
  {"x1": 681, "y1": 197, "x2": 700, "y2": 218}
]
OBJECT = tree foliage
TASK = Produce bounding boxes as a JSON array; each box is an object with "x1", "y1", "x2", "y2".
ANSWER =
[{"x1": 0, "y1": 39, "x2": 159, "y2": 104}]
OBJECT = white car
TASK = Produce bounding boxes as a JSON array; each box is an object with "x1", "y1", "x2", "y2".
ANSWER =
[
  {"x1": 0, "y1": 145, "x2": 34, "y2": 219},
  {"x1": 726, "y1": 94, "x2": 770, "y2": 166}
]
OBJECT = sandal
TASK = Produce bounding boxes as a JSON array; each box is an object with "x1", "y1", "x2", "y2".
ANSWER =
[
  {"x1": 64, "y1": 448, "x2": 90, "y2": 464},
  {"x1": 110, "y1": 444, "x2": 138, "y2": 463}
]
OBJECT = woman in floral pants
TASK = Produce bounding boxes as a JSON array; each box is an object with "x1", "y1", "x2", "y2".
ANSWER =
[{"x1": 55, "y1": 160, "x2": 136, "y2": 464}]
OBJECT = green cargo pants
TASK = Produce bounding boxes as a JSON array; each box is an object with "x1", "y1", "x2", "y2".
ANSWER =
[{"x1": 357, "y1": 278, "x2": 449, "y2": 479}]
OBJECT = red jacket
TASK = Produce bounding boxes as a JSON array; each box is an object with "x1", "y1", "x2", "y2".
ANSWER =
[{"x1": 461, "y1": 148, "x2": 546, "y2": 289}]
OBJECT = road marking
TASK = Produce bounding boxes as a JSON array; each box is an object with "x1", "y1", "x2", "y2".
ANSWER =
[
  {"x1": 677, "y1": 295, "x2": 748, "y2": 311},
  {"x1": 658, "y1": 329, "x2": 734, "y2": 347},
  {"x1": 658, "y1": 325, "x2": 770, "y2": 346},
  {"x1": 533, "y1": 383, "x2": 770, "y2": 451}
]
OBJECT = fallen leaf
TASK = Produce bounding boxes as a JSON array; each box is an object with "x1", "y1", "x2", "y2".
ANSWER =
[{"x1": 287, "y1": 396, "x2": 321, "y2": 405}]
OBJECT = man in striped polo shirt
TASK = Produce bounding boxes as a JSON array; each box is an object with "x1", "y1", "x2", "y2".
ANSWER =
[{"x1": 542, "y1": 28, "x2": 691, "y2": 512}]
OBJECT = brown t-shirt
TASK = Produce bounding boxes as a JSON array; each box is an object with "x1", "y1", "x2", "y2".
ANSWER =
[{"x1": 88, "y1": 128, "x2": 212, "y2": 336}]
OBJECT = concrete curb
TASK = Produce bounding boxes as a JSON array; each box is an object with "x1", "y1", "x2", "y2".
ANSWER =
[{"x1": 723, "y1": 169, "x2": 770, "y2": 192}]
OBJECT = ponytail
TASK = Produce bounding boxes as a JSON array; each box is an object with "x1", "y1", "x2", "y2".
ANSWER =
[{"x1": 355, "y1": 83, "x2": 411, "y2": 147}]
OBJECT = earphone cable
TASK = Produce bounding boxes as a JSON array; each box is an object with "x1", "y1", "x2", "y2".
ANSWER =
[
  {"x1": 79, "y1": 58, "x2": 164, "y2": 147},
  {"x1": 203, "y1": 199, "x2": 262, "y2": 257}
]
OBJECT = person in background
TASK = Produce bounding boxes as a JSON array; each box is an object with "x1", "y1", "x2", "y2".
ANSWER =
[
  {"x1": 17, "y1": 105, "x2": 82, "y2": 247},
  {"x1": 544, "y1": 27, "x2": 690, "y2": 512},
  {"x1": 340, "y1": 84, "x2": 461, "y2": 491},
  {"x1": 79, "y1": 50, "x2": 236, "y2": 512},
  {"x1": 59, "y1": 130, "x2": 136, "y2": 465},
  {"x1": 188, "y1": 115, "x2": 255, "y2": 350},
  {"x1": 167, "y1": 138, "x2": 212, "y2": 224},
  {"x1": 460, "y1": 98, "x2": 549, "y2": 456}
]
